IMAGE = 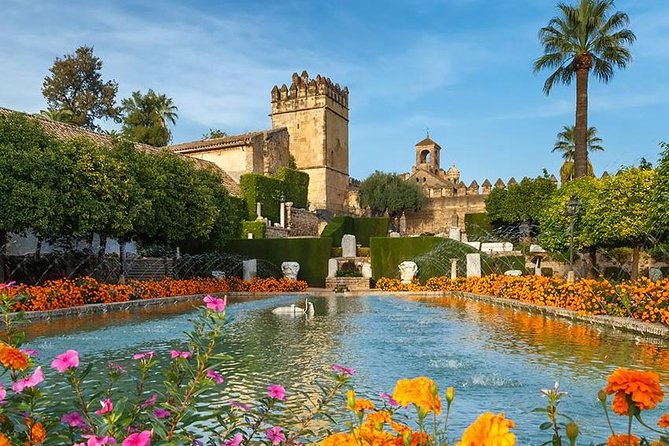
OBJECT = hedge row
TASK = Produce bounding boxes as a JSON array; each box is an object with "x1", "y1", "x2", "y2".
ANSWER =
[
  {"x1": 321, "y1": 216, "x2": 388, "y2": 247},
  {"x1": 241, "y1": 221, "x2": 266, "y2": 239},
  {"x1": 239, "y1": 169, "x2": 310, "y2": 222},
  {"x1": 464, "y1": 213, "x2": 494, "y2": 241}
]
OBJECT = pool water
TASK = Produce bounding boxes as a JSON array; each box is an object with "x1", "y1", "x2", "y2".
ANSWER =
[{"x1": 23, "y1": 294, "x2": 669, "y2": 444}]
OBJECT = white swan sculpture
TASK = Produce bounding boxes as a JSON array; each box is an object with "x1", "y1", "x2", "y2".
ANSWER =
[{"x1": 272, "y1": 298, "x2": 314, "y2": 316}]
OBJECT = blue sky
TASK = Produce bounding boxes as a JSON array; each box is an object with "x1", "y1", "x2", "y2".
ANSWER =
[{"x1": 1, "y1": 0, "x2": 667, "y2": 183}]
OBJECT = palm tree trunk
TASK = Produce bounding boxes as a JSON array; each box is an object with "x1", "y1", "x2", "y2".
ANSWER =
[
  {"x1": 574, "y1": 67, "x2": 589, "y2": 178},
  {"x1": 631, "y1": 245, "x2": 640, "y2": 280}
]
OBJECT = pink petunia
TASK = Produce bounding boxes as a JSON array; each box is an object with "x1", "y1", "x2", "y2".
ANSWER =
[
  {"x1": 132, "y1": 351, "x2": 155, "y2": 360},
  {"x1": 206, "y1": 369, "x2": 224, "y2": 384},
  {"x1": 82, "y1": 435, "x2": 117, "y2": 445},
  {"x1": 51, "y1": 349, "x2": 80, "y2": 372},
  {"x1": 21, "y1": 348, "x2": 39, "y2": 357},
  {"x1": 0, "y1": 383, "x2": 6, "y2": 402},
  {"x1": 141, "y1": 394, "x2": 158, "y2": 408},
  {"x1": 267, "y1": 384, "x2": 286, "y2": 401},
  {"x1": 169, "y1": 350, "x2": 192, "y2": 360},
  {"x1": 223, "y1": 433, "x2": 244, "y2": 446},
  {"x1": 61, "y1": 411, "x2": 86, "y2": 428},
  {"x1": 12, "y1": 366, "x2": 44, "y2": 393},
  {"x1": 203, "y1": 294, "x2": 227, "y2": 312},
  {"x1": 332, "y1": 364, "x2": 356, "y2": 376},
  {"x1": 122, "y1": 430, "x2": 151, "y2": 446},
  {"x1": 95, "y1": 398, "x2": 113, "y2": 415},
  {"x1": 265, "y1": 426, "x2": 286, "y2": 445},
  {"x1": 380, "y1": 392, "x2": 400, "y2": 407},
  {"x1": 153, "y1": 408, "x2": 171, "y2": 419}
]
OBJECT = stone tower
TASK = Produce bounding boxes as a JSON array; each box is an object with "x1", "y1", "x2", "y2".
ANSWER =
[
  {"x1": 415, "y1": 134, "x2": 441, "y2": 174},
  {"x1": 270, "y1": 71, "x2": 349, "y2": 212}
]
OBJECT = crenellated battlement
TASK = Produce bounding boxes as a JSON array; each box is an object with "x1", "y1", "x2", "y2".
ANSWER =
[
  {"x1": 271, "y1": 70, "x2": 349, "y2": 111},
  {"x1": 420, "y1": 174, "x2": 561, "y2": 199}
]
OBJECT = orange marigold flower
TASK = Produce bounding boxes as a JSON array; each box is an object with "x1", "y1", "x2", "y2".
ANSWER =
[
  {"x1": 30, "y1": 422, "x2": 46, "y2": 443},
  {"x1": 320, "y1": 432, "x2": 358, "y2": 446},
  {"x1": 607, "y1": 434, "x2": 640, "y2": 446},
  {"x1": 456, "y1": 412, "x2": 516, "y2": 446},
  {"x1": 658, "y1": 413, "x2": 669, "y2": 428},
  {"x1": 393, "y1": 376, "x2": 442, "y2": 415},
  {"x1": 353, "y1": 398, "x2": 375, "y2": 412},
  {"x1": 0, "y1": 432, "x2": 9, "y2": 446},
  {"x1": 363, "y1": 410, "x2": 392, "y2": 429},
  {"x1": 0, "y1": 342, "x2": 30, "y2": 371},
  {"x1": 612, "y1": 392, "x2": 630, "y2": 416},
  {"x1": 605, "y1": 368, "x2": 664, "y2": 412}
]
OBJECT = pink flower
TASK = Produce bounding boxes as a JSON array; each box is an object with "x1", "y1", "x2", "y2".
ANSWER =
[
  {"x1": 380, "y1": 392, "x2": 399, "y2": 407},
  {"x1": 230, "y1": 401, "x2": 250, "y2": 411},
  {"x1": 95, "y1": 398, "x2": 113, "y2": 415},
  {"x1": 332, "y1": 364, "x2": 356, "y2": 376},
  {"x1": 0, "y1": 281, "x2": 17, "y2": 289},
  {"x1": 169, "y1": 350, "x2": 192, "y2": 360},
  {"x1": 12, "y1": 366, "x2": 44, "y2": 393},
  {"x1": 108, "y1": 362, "x2": 127, "y2": 374},
  {"x1": 267, "y1": 384, "x2": 286, "y2": 401},
  {"x1": 223, "y1": 433, "x2": 244, "y2": 446},
  {"x1": 265, "y1": 426, "x2": 285, "y2": 445},
  {"x1": 206, "y1": 369, "x2": 224, "y2": 384},
  {"x1": 132, "y1": 351, "x2": 155, "y2": 360},
  {"x1": 21, "y1": 348, "x2": 39, "y2": 357},
  {"x1": 141, "y1": 394, "x2": 157, "y2": 408},
  {"x1": 153, "y1": 408, "x2": 171, "y2": 419},
  {"x1": 203, "y1": 294, "x2": 227, "y2": 312},
  {"x1": 122, "y1": 430, "x2": 151, "y2": 446},
  {"x1": 61, "y1": 411, "x2": 86, "y2": 428},
  {"x1": 82, "y1": 435, "x2": 117, "y2": 445},
  {"x1": 51, "y1": 349, "x2": 80, "y2": 372},
  {"x1": 0, "y1": 383, "x2": 6, "y2": 402}
]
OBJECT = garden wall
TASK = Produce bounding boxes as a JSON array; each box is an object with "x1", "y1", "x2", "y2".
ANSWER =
[{"x1": 225, "y1": 237, "x2": 332, "y2": 287}]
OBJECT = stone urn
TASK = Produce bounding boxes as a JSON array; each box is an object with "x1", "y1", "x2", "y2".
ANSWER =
[
  {"x1": 398, "y1": 261, "x2": 418, "y2": 284},
  {"x1": 281, "y1": 261, "x2": 300, "y2": 281}
]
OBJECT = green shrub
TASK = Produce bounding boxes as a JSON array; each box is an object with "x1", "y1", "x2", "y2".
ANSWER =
[
  {"x1": 240, "y1": 221, "x2": 265, "y2": 239},
  {"x1": 225, "y1": 237, "x2": 332, "y2": 286},
  {"x1": 320, "y1": 216, "x2": 387, "y2": 247},
  {"x1": 275, "y1": 167, "x2": 309, "y2": 208},
  {"x1": 321, "y1": 216, "x2": 354, "y2": 247},
  {"x1": 335, "y1": 260, "x2": 362, "y2": 277},
  {"x1": 464, "y1": 213, "x2": 494, "y2": 241},
  {"x1": 540, "y1": 267, "x2": 554, "y2": 277},
  {"x1": 357, "y1": 247, "x2": 370, "y2": 257},
  {"x1": 239, "y1": 174, "x2": 283, "y2": 222}
]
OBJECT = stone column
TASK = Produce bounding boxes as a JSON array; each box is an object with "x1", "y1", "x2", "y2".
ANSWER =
[
  {"x1": 280, "y1": 201, "x2": 286, "y2": 228},
  {"x1": 256, "y1": 202, "x2": 262, "y2": 219},
  {"x1": 450, "y1": 258, "x2": 458, "y2": 279}
]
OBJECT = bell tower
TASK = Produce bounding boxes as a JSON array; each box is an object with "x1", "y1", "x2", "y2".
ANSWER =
[
  {"x1": 415, "y1": 132, "x2": 441, "y2": 173},
  {"x1": 270, "y1": 71, "x2": 349, "y2": 212}
]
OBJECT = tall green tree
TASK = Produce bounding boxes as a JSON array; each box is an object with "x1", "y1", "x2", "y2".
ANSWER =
[
  {"x1": 358, "y1": 171, "x2": 425, "y2": 222},
  {"x1": 202, "y1": 129, "x2": 227, "y2": 139},
  {"x1": 552, "y1": 125, "x2": 603, "y2": 182},
  {"x1": 484, "y1": 174, "x2": 557, "y2": 230},
  {"x1": 121, "y1": 90, "x2": 178, "y2": 146},
  {"x1": 534, "y1": 0, "x2": 635, "y2": 178},
  {"x1": 42, "y1": 46, "x2": 120, "y2": 130}
]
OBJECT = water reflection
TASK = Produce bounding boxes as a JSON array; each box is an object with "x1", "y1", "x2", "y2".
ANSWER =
[{"x1": 17, "y1": 294, "x2": 669, "y2": 445}]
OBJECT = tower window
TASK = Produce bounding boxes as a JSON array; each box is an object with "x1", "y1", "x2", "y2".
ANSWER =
[{"x1": 419, "y1": 149, "x2": 431, "y2": 163}]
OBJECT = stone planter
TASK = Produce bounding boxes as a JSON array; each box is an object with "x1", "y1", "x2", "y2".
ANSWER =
[{"x1": 325, "y1": 277, "x2": 371, "y2": 291}]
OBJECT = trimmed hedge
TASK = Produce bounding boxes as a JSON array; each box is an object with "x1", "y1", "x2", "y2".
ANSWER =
[
  {"x1": 464, "y1": 213, "x2": 494, "y2": 241},
  {"x1": 225, "y1": 237, "x2": 332, "y2": 287},
  {"x1": 240, "y1": 221, "x2": 265, "y2": 239},
  {"x1": 370, "y1": 236, "x2": 526, "y2": 280},
  {"x1": 240, "y1": 174, "x2": 283, "y2": 222},
  {"x1": 276, "y1": 167, "x2": 309, "y2": 208},
  {"x1": 321, "y1": 216, "x2": 388, "y2": 247}
]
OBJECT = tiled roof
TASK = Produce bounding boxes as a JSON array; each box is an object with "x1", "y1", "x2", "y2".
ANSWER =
[
  {"x1": 416, "y1": 136, "x2": 441, "y2": 147},
  {"x1": 0, "y1": 106, "x2": 240, "y2": 195},
  {"x1": 168, "y1": 127, "x2": 287, "y2": 154}
]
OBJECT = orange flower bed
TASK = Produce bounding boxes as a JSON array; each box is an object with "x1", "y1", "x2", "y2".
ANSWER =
[
  {"x1": 4, "y1": 276, "x2": 308, "y2": 313},
  {"x1": 376, "y1": 275, "x2": 669, "y2": 325}
]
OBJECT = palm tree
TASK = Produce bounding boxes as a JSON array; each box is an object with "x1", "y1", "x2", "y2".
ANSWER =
[
  {"x1": 121, "y1": 90, "x2": 178, "y2": 146},
  {"x1": 534, "y1": 0, "x2": 635, "y2": 178},
  {"x1": 553, "y1": 125, "x2": 603, "y2": 182},
  {"x1": 152, "y1": 92, "x2": 178, "y2": 129},
  {"x1": 39, "y1": 108, "x2": 75, "y2": 124}
]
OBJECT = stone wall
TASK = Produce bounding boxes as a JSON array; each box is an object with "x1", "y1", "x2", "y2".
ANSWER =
[
  {"x1": 288, "y1": 207, "x2": 321, "y2": 236},
  {"x1": 405, "y1": 194, "x2": 487, "y2": 234}
]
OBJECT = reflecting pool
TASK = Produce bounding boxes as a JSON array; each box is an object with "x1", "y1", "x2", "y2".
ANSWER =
[{"x1": 23, "y1": 294, "x2": 669, "y2": 444}]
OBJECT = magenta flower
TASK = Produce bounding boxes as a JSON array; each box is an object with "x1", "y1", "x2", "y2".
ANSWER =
[
  {"x1": 95, "y1": 398, "x2": 113, "y2": 415},
  {"x1": 82, "y1": 435, "x2": 117, "y2": 445},
  {"x1": 230, "y1": 400, "x2": 250, "y2": 411},
  {"x1": 332, "y1": 364, "x2": 356, "y2": 376},
  {"x1": 12, "y1": 366, "x2": 44, "y2": 393},
  {"x1": 223, "y1": 433, "x2": 244, "y2": 446},
  {"x1": 153, "y1": 408, "x2": 171, "y2": 419},
  {"x1": 170, "y1": 350, "x2": 192, "y2": 360},
  {"x1": 61, "y1": 411, "x2": 86, "y2": 428},
  {"x1": 21, "y1": 348, "x2": 39, "y2": 357},
  {"x1": 108, "y1": 362, "x2": 127, "y2": 374},
  {"x1": 141, "y1": 393, "x2": 158, "y2": 408},
  {"x1": 122, "y1": 430, "x2": 151, "y2": 446},
  {"x1": 206, "y1": 369, "x2": 224, "y2": 384},
  {"x1": 132, "y1": 351, "x2": 155, "y2": 360},
  {"x1": 203, "y1": 294, "x2": 227, "y2": 312},
  {"x1": 265, "y1": 426, "x2": 286, "y2": 445},
  {"x1": 267, "y1": 384, "x2": 286, "y2": 401},
  {"x1": 380, "y1": 392, "x2": 400, "y2": 407},
  {"x1": 51, "y1": 349, "x2": 80, "y2": 372},
  {"x1": 0, "y1": 281, "x2": 17, "y2": 289},
  {"x1": 0, "y1": 383, "x2": 6, "y2": 402}
]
